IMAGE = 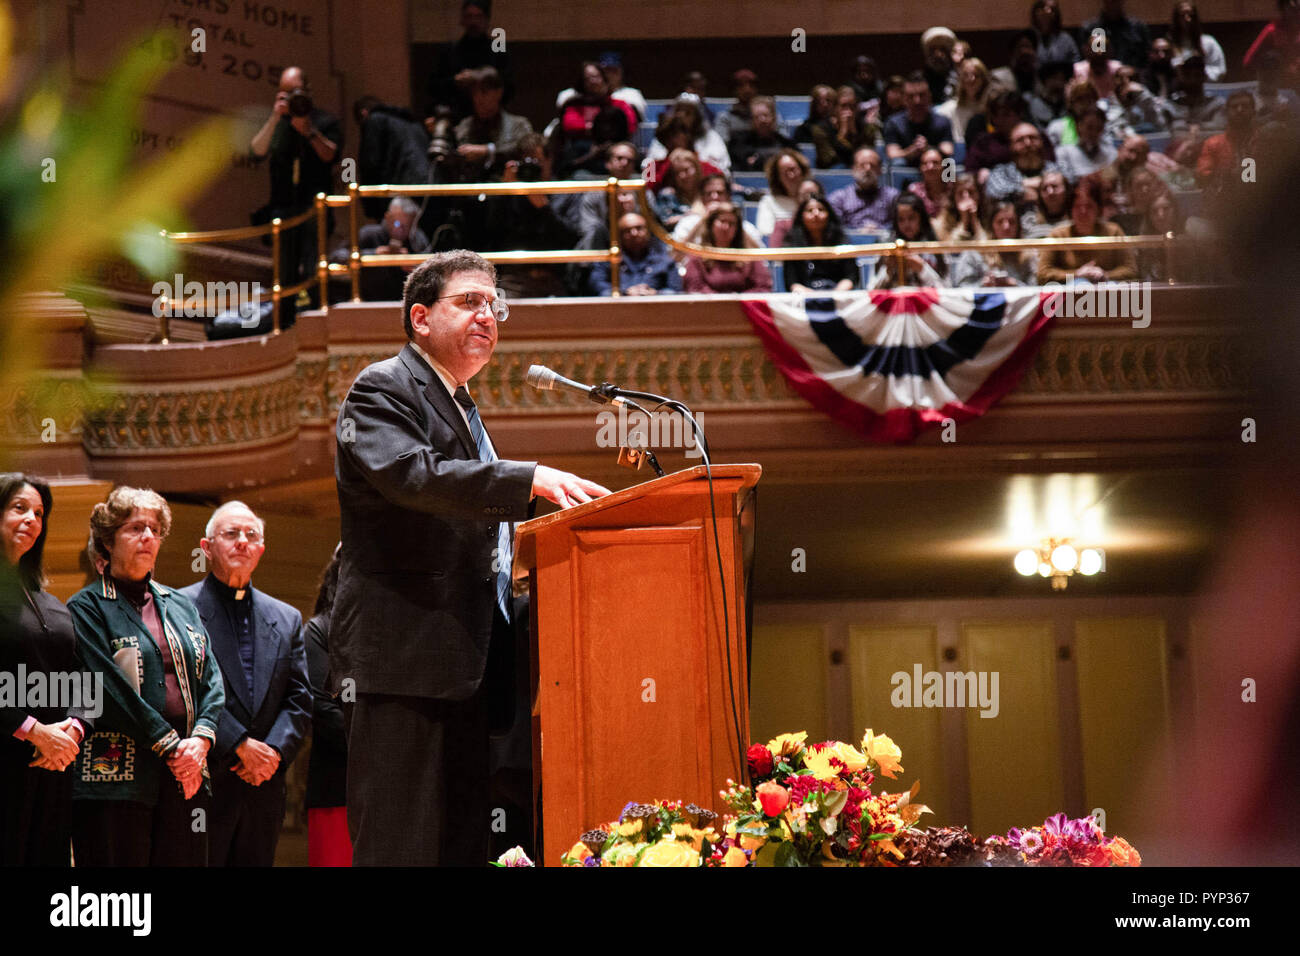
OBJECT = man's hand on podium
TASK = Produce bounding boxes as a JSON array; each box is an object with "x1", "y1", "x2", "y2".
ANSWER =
[{"x1": 531, "y1": 465, "x2": 612, "y2": 510}]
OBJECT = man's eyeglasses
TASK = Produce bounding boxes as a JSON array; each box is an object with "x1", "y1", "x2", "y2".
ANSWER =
[
  {"x1": 435, "y1": 290, "x2": 509, "y2": 322},
  {"x1": 216, "y1": 529, "x2": 263, "y2": 544}
]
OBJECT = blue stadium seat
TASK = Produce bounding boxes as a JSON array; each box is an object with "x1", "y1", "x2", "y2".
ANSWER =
[
  {"x1": 774, "y1": 96, "x2": 808, "y2": 126},
  {"x1": 771, "y1": 260, "x2": 786, "y2": 293},
  {"x1": 1174, "y1": 188, "x2": 1202, "y2": 219},
  {"x1": 1144, "y1": 131, "x2": 1173, "y2": 155},
  {"x1": 636, "y1": 122, "x2": 657, "y2": 150},
  {"x1": 705, "y1": 97, "x2": 735, "y2": 112},
  {"x1": 733, "y1": 171, "x2": 768, "y2": 192},
  {"x1": 1205, "y1": 80, "x2": 1258, "y2": 99},
  {"x1": 743, "y1": 202, "x2": 761, "y2": 226},
  {"x1": 643, "y1": 100, "x2": 672, "y2": 124},
  {"x1": 796, "y1": 142, "x2": 816, "y2": 164},
  {"x1": 888, "y1": 165, "x2": 922, "y2": 189},
  {"x1": 953, "y1": 141, "x2": 966, "y2": 164},
  {"x1": 816, "y1": 170, "x2": 854, "y2": 194}
]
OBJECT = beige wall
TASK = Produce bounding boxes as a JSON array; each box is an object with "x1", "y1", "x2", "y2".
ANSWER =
[
  {"x1": 753, "y1": 596, "x2": 1189, "y2": 854},
  {"x1": 413, "y1": 0, "x2": 1276, "y2": 42}
]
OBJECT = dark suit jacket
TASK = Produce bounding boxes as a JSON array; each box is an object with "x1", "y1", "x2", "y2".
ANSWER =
[
  {"x1": 333, "y1": 343, "x2": 536, "y2": 701},
  {"x1": 177, "y1": 576, "x2": 311, "y2": 772}
]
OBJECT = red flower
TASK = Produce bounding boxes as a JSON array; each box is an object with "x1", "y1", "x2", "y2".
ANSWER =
[
  {"x1": 747, "y1": 744, "x2": 774, "y2": 779},
  {"x1": 756, "y1": 781, "x2": 790, "y2": 817}
]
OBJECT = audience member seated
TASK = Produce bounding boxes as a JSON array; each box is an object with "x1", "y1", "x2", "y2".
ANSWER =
[
  {"x1": 1104, "y1": 136, "x2": 1175, "y2": 223},
  {"x1": 1140, "y1": 36, "x2": 1177, "y2": 99},
  {"x1": 908, "y1": 147, "x2": 954, "y2": 217},
  {"x1": 589, "y1": 213, "x2": 681, "y2": 296},
  {"x1": 949, "y1": 199, "x2": 1039, "y2": 286},
  {"x1": 357, "y1": 198, "x2": 430, "y2": 300},
  {"x1": 716, "y1": 69, "x2": 760, "y2": 147},
  {"x1": 1080, "y1": 0, "x2": 1151, "y2": 68},
  {"x1": 921, "y1": 27, "x2": 960, "y2": 103},
  {"x1": 481, "y1": 135, "x2": 578, "y2": 297},
  {"x1": 570, "y1": 141, "x2": 639, "y2": 242},
  {"x1": 1046, "y1": 79, "x2": 1099, "y2": 147},
  {"x1": 555, "y1": 61, "x2": 638, "y2": 176},
  {"x1": 1137, "y1": 183, "x2": 1213, "y2": 281},
  {"x1": 886, "y1": 72, "x2": 955, "y2": 163},
  {"x1": 757, "y1": 148, "x2": 812, "y2": 237},
  {"x1": 645, "y1": 117, "x2": 723, "y2": 188},
  {"x1": 993, "y1": 30, "x2": 1043, "y2": 98},
  {"x1": 1243, "y1": 0, "x2": 1300, "y2": 93},
  {"x1": 1030, "y1": 60, "x2": 1073, "y2": 126},
  {"x1": 1020, "y1": 168, "x2": 1074, "y2": 237},
  {"x1": 1072, "y1": 32, "x2": 1123, "y2": 100},
  {"x1": 673, "y1": 174, "x2": 764, "y2": 247},
  {"x1": 676, "y1": 71, "x2": 715, "y2": 125},
  {"x1": 828, "y1": 147, "x2": 900, "y2": 231},
  {"x1": 812, "y1": 86, "x2": 881, "y2": 169},
  {"x1": 1169, "y1": 1, "x2": 1227, "y2": 79},
  {"x1": 730, "y1": 96, "x2": 795, "y2": 172},
  {"x1": 793, "y1": 85, "x2": 836, "y2": 144},
  {"x1": 770, "y1": 179, "x2": 825, "y2": 249},
  {"x1": 937, "y1": 57, "x2": 991, "y2": 144},
  {"x1": 781, "y1": 195, "x2": 858, "y2": 293},
  {"x1": 872, "y1": 193, "x2": 947, "y2": 288},
  {"x1": 849, "y1": 55, "x2": 883, "y2": 105},
  {"x1": 453, "y1": 67, "x2": 534, "y2": 180},
  {"x1": 1113, "y1": 66, "x2": 1167, "y2": 134},
  {"x1": 1253, "y1": 50, "x2": 1300, "y2": 125},
  {"x1": 1033, "y1": 0, "x2": 1081, "y2": 68},
  {"x1": 879, "y1": 75, "x2": 908, "y2": 125},
  {"x1": 965, "y1": 89, "x2": 1029, "y2": 178},
  {"x1": 1197, "y1": 91, "x2": 1259, "y2": 193},
  {"x1": 1162, "y1": 54, "x2": 1228, "y2": 143},
  {"x1": 1056, "y1": 106, "x2": 1119, "y2": 179},
  {"x1": 1111, "y1": 165, "x2": 1163, "y2": 233},
  {"x1": 646, "y1": 98, "x2": 731, "y2": 172},
  {"x1": 1038, "y1": 173, "x2": 1138, "y2": 282},
  {"x1": 932, "y1": 173, "x2": 988, "y2": 241},
  {"x1": 987, "y1": 123, "x2": 1065, "y2": 206},
  {"x1": 652, "y1": 148, "x2": 707, "y2": 229},
  {"x1": 682, "y1": 204, "x2": 773, "y2": 294},
  {"x1": 553, "y1": 52, "x2": 646, "y2": 121}
]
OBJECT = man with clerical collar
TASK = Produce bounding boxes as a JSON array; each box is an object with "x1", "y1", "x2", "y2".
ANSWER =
[{"x1": 178, "y1": 501, "x2": 311, "y2": 867}]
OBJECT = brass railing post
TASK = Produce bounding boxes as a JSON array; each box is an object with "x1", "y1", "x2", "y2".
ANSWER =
[
  {"x1": 316, "y1": 192, "x2": 329, "y2": 311},
  {"x1": 348, "y1": 182, "x2": 362, "y2": 302},
  {"x1": 1164, "y1": 230, "x2": 1176, "y2": 286},
  {"x1": 157, "y1": 228, "x2": 171, "y2": 344},
  {"x1": 607, "y1": 176, "x2": 621, "y2": 297},
  {"x1": 270, "y1": 216, "x2": 282, "y2": 334},
  {"x1": 893, "y1": 238, "x2": 907, "y2": 286}
]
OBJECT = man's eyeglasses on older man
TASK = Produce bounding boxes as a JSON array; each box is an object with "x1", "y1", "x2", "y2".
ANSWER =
[{"x1": 435, "y1": 289, "x2": 509, "y2": 322}]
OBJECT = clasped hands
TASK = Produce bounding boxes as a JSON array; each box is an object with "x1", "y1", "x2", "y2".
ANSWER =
[
  {"x1": 230, "y1": 737, "x2": 280, "y2": 788},
  {"x1": 27, "y1": 718, "x2": 83, "y2": 772},
  {"x1": 166, "y1": 736, "x2": 212, "y2": 799}
]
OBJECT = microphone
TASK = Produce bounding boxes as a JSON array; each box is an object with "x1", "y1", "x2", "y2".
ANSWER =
[{"x1": 525, "y1": 364, "x2": 626, "y2": 405}]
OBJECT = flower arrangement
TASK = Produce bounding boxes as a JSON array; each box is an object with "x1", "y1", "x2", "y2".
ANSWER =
[{"x1": 556, "y1": 728, "x2": 1143, "y2": 867}]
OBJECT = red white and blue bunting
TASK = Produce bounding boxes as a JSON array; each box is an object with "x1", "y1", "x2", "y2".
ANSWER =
[{"x1": 741, "y1": 289, "x2": 1055, "y2": 443}]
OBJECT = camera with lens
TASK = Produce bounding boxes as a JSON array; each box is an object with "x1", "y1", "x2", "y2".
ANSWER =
[
  {"x1": 427, "y1": 106, "x2": 459, "y2": 167},
  {"x1": 516, "y1": 157, "x2": 543, "y2": 182},
  {"x1": 287, "y1": 87, "x2": 314, "y2": 118}
]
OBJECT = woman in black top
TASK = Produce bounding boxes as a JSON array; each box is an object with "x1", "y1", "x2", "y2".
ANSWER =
[
  {"x1": 781, "y1": 194, "x2": 858, "y2": 293},
  {"x1": 0, "y1": 473, "x2": 91, "y2": 866}
]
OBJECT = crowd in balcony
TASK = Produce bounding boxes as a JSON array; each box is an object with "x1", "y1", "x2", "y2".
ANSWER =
[{"x1": 265, "y1": 0, "x2": 1299, "y2": 304}]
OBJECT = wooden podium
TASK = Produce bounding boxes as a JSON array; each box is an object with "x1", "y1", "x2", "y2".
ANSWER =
[{"x1": 514, "y1": 463, "x2": 760, "y2": 866}]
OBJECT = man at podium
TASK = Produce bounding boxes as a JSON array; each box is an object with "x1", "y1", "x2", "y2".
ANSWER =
[{"x1": 332, "y1": 251, "x2": 610, "y2": 866}]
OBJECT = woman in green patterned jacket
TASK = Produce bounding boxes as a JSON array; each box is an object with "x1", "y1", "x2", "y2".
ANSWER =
[{"x1": 68, "y1": 486, "x2": 224, "y2": 866}]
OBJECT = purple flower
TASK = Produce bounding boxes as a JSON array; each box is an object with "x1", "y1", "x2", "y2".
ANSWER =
[
  {"x1": 1042, "y1": 813, "x2": 1101, "y2": 844},
  {"x1": 583, "y1": 855, "x2": 602, "y2": 867}
]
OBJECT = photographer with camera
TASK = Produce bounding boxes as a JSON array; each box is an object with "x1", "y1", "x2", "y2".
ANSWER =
[
  {"x1": 453, "y1": 67, "x2": 534, "y2": 180},
  {"x1": 249, "y1": 66, "x2": 342, "y2": 312}
]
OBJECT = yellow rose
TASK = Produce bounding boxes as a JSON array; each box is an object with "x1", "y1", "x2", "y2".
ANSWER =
[
  {"x1": 802, "y1": 749, "x2": 843, "y2": 781},
  {"x1": 564, "y1": 842, "x2": 592, "y2": 864},
  {"x1": 766, "y1": 731, "x2": 808, "y2": 758},
  {"x1": 738, "y1": 831, "x2": 767, "y2": 852},
  {"x1": 638, "y1": 839, "x2": 701, "y2": 867},
  {"x1": 722, "y1": 846, "x2": 749, "y2": 867},
  {"x1": 862, "y1": 729, "x2": 904, "y2": 779},
  {"x1": 617, "y1": 819, "x2": 644, "y2": 839}
]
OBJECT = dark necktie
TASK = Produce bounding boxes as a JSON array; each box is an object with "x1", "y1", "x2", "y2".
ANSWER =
[{"x1": 454, "y1": 385, "x2": 513, "y2": 621}]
